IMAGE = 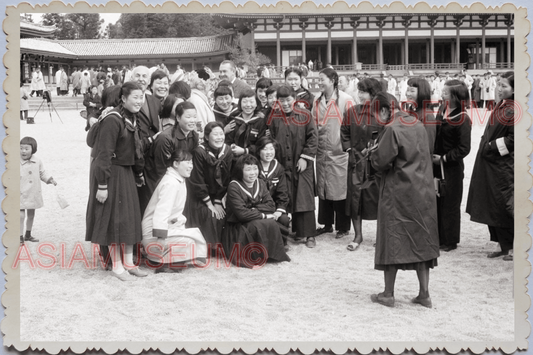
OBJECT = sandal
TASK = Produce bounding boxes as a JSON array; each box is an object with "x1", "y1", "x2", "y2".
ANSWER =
[{"x1": 347, "y1": 242, "x2": 360, "y2": 251}]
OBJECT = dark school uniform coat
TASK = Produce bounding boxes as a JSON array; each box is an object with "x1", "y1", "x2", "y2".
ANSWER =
[
  {"x1": 137, "y1": 93, "x2": 162, "y2": 212},
  {"x1": 222, "y1": 179, "x2": 290, "y2": 266},
  {"x1": 225, "y1": 114, "x2": 268, "y2": 156},
  {"x1": 434, "y1": 107, "x2": 471, "y2": 245},
  {"x1": 151, "y1": 127, "x2": 199, "y2": 187},
  {"x1": 186, "y1": 143, "x2": 233, "y2": 246},
  {"x1": 268, "y1": 108, "x2": 317, "y2": 213},
  {"x1": 294, "y1": 87, "x2": 315, "y2": 111},
  {"x1": 213, "y1": 103, "x2": 240, "y2": 128},
  {"x1": 370, "y1": 112, "x2": 439, "y2": 266},
  {"x1": 340, "y1": 103, "x2": 381, "y2": 220},
  {"x1": 466, "y1": 99, "x2": 514, "y2": 229},
  {"x1": 259, "y1": 159, "x2": 289, "y2": 214},
  {"x1": 86, "y1": 109, "x2": 142, "y2": 246}
]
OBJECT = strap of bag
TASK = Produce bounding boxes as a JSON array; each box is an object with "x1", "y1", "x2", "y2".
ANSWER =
[{"x1": 440, "y1": 157, "x2": 445, "y2": 180}]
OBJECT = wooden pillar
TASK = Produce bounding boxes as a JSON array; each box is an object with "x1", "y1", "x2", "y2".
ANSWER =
[
  {"x1": 479, "y1": 15, "x2": 490, "y2": 68},
  {"x1": 376, "y1": 16, "x2": 386, "y2": 67},
  {"x1": 325, "y1": 17, "x2": 334, "y2": 66},
  {"x1": 299, "y1": 19, "x2": 308, "y2": 64},
  {"x1": 401, "y1": 40, "x2": 405, "y2": 65},
  {"x1": 475, "y1": 39, "x2": 480, "y2": 69},
  {"x1": 350, "y1": 17, "x2": 360, "y2": 68},
  {"x1": 505, "y1": 14, "x2": 513, "y2": 67},
  {"x1": 451, "y1": 39, "x2": 455, "y2": 64},
  {"x1": 426, "y1": 39, "x2": 430, "y2": 65},
  {"x1": 402, "y1": 16, "x2": 412, "y2": 70},
  {"x1": 453, "y1": 15, "x2": 464, "y2": 64},
  {"x1": 274, "y1": 19, "x2": 283, "y2": 67},
  {"x1": 427, "y1": 15, "x2": 438, "y2": 69}
]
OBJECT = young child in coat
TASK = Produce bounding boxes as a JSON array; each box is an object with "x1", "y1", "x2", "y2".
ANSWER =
[{"x1": 20, "y1": 137, "x2": 57, "y2": 244}]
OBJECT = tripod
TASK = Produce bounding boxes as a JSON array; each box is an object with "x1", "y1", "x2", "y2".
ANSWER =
[{"x1": 33, "y1": 91, "x2": 63, "y2": 124}]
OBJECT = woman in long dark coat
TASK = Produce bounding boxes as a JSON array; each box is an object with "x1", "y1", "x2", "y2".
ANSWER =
[
  {"x1": 186, "y1": 121, "x2": 233, "y2": 252},
  {"x1": 268, "y1": 85, "x2": 318, "y2": 248},
  {"x1": 222, "y1": 154, "x2": 290, "y2": 267},
  {"x1": 369, "y1": 92, "x2": 439, "y2": 308},
  {"x1": 86, "y1": 82, "x2": 148, "y2": 281},
  {"x1": 466, "y1": 71, "x2": 515, "y2": 260},
  {"x1": 340, "y1": 78, "x2": 383, "y2": 251},
  {"x1": 433, "y1": 80, "x2": 471, "y2": 252}
]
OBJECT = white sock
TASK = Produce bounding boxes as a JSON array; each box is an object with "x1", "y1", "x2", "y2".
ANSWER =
[
  {"x1": 110, "y1": 245, "x2": 125, "y2": 274},
  {"x1": 123, "y1": 245, "x2": 134, "y2": 270}
]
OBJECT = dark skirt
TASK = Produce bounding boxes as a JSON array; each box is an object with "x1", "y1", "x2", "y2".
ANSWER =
[
  {"x1": 437, "y1": 164, "x2": 464, "y2": 246},
  {"x1": 375, "y1": 258, "x2": 438, "y2": 271},
  {"x1": 86, "y1": 163, "x2": 142, "y2": 246},
  {"x1": 185, "y1": 196, "x2": 224, "y2": 250},
  {"x1": 222, "y1": 219, "x2": 290, "y2": 267}
]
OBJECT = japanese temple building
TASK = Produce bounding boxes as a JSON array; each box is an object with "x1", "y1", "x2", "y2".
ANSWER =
[
  {"x1": 19, "y1": 13, "x2": 514, "y2": 85},
  {"x1": 213, "y1": 13, "x2": 514, "y2": 72},
  {"x1": 19, "y1": 20, "x2": 234, "y2": 84}
]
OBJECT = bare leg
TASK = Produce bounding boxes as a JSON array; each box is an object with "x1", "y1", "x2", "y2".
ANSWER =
[
  {"x1": 25, "y1": 209, "x2": 35, "y2": 233},
  {"x1": 351, "y1": 214, "x2": 363, "y2": 244},
  {"x1": 383, "y1": 268, "x2": 398, "y2": 298},
  {"x1": 20, "y1": 209, "x2": 25, "y2": 238},
  {"x1": 416, "y1": 267, "x2": 430, "y2": 299},
  {"x1": 123, "y1": 244, "x2": 135, "y2": 269}
]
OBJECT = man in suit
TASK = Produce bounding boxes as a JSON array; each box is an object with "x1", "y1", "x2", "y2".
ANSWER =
[
  {"x1": 219, "y1": 60, "x2": 251, "y2": 102},
  {"x1": 128, "y1": 65, "x2": 162, "y2": 214}
]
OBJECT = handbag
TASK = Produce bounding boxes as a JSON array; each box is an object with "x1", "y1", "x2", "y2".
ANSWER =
[
  {"x1": 80, "y1": 109, "x2": 87, "y2": 119},
  {"x1": 434, "y1": 158, "x2": 446, "y2": 197}
]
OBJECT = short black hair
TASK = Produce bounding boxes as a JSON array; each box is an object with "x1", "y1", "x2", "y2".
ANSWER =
[
  {"x1": 168, "y1": 149, "x2": 192, "y2": 167},
  {"x1": 150, "y1": 69, "x2": 169, "y2": 89},
  {"x1": 169, "y1": 81, "x2": 191, "y2": 100},
  {"x1": 232, "y1": 154, "x2": 259, "y2": 181},
  {"x1": 20, "y1": 136, "x2": 37, "y2": 154},
  {"x1": 214, "y1": 85, "x2": 233, "y2": 99},
  {"x1": 357, "y1": 78, "x2": 382, "y2": 99},
  {"x1": 276, "y1": 85, "x2": 295, "y2": 99}
]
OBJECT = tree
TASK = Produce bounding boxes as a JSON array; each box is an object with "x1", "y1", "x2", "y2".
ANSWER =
[
  {"x1": 41, "y1": 13, "x2": 103, "y2": 39},
  {"x1": 67, "y1": 13, "x2": 103, "y2": 39},
  {"x1": 42, "y1": 13, "x2": 74, "y2": 39},
  {"x1": 20, "y1": 14, "x2": 34, "y2": 23},
  {"x1": 108, "y1": 13, "x2": 229, "y2": 39},
  {"x1": 226, "y1": 33, "x2": 271, "y2": 74}
]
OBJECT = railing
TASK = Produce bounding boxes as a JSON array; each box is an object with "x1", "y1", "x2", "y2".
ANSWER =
[{"x1": 481, "y1": 62, "x2": 514, "y2": 69}]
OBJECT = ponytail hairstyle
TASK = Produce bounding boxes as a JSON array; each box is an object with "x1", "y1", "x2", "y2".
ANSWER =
[{"x1": 318, "y1": 68, "x2": 339, "y2": 108}]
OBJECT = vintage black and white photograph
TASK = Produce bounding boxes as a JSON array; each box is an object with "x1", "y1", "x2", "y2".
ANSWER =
[{"x1": 2, "y1": 1, "x2": 530, "y2": 353}]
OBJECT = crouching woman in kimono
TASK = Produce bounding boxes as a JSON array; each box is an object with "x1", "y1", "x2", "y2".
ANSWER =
[
  {"x1": 142, "y1": 149, "x2": 208, "y2": 273},
  {"x1": 369, "y1": 92, "x2": 440, "y2": 308},
  {"x1": 222, "y1": 154, "x2": 291, "y2": 268}
]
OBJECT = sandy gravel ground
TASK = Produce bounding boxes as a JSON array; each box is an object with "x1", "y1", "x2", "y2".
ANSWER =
[{"x1": 16, "y1": 108, "x2": 514, "y2": 343}]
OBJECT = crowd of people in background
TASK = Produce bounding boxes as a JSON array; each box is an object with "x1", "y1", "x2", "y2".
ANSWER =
[{"x1": 20, "y1": 56, "x2": 515, "y2": 308}]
